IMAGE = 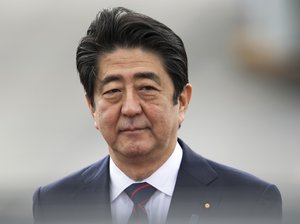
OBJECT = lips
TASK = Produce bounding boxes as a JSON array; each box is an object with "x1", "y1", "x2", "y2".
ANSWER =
[
  {"x1": 118, "y1": 118, "x2": 151, "y2": 133},
  {"x1": 120, "y1": 127, "x2": 148, "y2": 132}
]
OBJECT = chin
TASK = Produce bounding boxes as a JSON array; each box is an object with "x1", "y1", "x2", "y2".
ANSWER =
[{"x1": 116, "y1": 142, "x2": 154, "y2": 159}]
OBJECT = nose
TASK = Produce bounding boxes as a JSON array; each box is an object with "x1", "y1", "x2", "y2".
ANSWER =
[{"x1": 121, "y1": 91, "x2": 142, "y2": 117}]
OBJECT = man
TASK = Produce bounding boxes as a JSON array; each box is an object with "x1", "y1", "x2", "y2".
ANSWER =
[{"x1": 33, "y1": 7, "x2": 282, "y2": 224}]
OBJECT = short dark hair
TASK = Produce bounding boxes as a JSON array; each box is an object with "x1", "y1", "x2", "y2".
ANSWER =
[{"x1": 76, "y1": 7, "x2": 188, "y2": 108}]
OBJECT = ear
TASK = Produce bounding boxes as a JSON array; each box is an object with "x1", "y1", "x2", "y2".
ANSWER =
[
  {"x1": 85, "y1": 95, "x2": 99, "y2": 130},
  {"x1": 178, "y1": 84, "x2": 192, "y2": 126}
]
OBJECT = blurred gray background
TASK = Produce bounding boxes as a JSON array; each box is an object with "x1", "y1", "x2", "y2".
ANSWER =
[{"x1": 0, "y1": 0, "x2": 299, "y2": 223}]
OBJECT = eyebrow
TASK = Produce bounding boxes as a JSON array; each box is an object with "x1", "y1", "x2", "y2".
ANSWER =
[
  {"x1": 99, "y1": 74, "x2": 122, "y2": 87},
  {"x1": 99, "y1": 72, "x2": 161, "y2": 88},
  {"x1": 133, "y1": 72, "x2": 161, "y2": 85}
]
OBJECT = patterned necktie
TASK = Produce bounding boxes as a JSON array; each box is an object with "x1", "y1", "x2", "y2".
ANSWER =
[{"x1": 124, "y1": 182, "x2": 156, "y2": 224}]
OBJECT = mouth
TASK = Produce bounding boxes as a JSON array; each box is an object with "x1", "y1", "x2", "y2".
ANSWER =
[{"x1": 119, "y1": 127, "x2": 149, "y2": 133}]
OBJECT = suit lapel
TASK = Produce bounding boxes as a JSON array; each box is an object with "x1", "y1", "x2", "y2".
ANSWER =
[
  {"x1": 76, "y1": 156, "x2": 112, "y2": 223},
  {"x1": 167, "y1": 139, "x2": 220, "y2": 223}
]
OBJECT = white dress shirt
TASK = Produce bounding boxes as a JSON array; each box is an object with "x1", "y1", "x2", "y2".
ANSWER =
[{"x1": 110, "y1": 142, "x2": 183, "y2": 224}]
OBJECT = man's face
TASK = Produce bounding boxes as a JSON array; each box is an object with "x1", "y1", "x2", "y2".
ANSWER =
[{"x1": 88, "y1": 48, "x2": 191, "y2": 164}]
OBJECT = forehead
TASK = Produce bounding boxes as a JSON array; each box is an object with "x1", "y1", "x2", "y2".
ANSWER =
[{"x1": 97, "y1": 48, "x2": 168, "y2": 80}]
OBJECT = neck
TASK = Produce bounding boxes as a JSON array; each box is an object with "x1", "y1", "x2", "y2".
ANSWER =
[{"x1": 109, "y1": 146, "x2": 175, "y2": 181}]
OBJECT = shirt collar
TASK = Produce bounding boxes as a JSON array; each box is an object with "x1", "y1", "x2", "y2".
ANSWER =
[{"x1": 109, "y1": 142, "x2": 183, "y2": 202}]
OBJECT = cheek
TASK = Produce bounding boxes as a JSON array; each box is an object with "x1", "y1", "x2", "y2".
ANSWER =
[
  {"x1": 146, "y1": 103, "x2": 178, "y2": 130},
  {"x1": 95, "y1": 104, "x2": 119, "y2": 130}
]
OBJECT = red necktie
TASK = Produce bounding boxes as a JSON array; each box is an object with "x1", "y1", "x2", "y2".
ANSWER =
[{"x1": 124, "y1": 182, "x2": 156, "y2": 224}]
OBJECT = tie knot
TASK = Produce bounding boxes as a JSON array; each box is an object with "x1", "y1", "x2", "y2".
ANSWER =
[{"x1": 125, "y1": 182, "x2": 156, "y2": 206}]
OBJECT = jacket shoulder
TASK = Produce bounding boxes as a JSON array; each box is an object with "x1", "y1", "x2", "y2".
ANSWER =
[
  {"x1": 178, "y1": 139, "x2": 282, "y2": 214},
  {"x1": 39, "y1": 156, "x2": 109, "y2": 195},
  {"x1": 33, "y1": 156, "x2": 110, "y2": 223},
  {"x1": 207, "y1": 159, "x2": 270, "y2": 187},
  {"x1": 33, "y1": 156, "x2": 110, "y2": 208}
]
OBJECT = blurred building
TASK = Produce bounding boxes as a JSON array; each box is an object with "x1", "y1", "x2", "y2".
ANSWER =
[{"x1": 233, "y1": 0, "x2": 300, "y2": 80}]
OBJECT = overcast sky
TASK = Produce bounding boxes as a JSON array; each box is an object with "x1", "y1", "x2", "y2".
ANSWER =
[{"x1": 0, "y1": 1, "x2": 299, "y2": 223}]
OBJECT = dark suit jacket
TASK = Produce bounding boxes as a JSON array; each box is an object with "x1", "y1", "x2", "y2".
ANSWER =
[{"x1": 33, "y1": 139, "x2": 282, "y2": 224}]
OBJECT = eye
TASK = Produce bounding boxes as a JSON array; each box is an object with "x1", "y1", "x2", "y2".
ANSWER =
[
  {"x1": 140, "y1": 86, "x2": 158, "y2": 91},
  {"x1": 103, "y1": 88, "x2": 121, "y2": 96}
]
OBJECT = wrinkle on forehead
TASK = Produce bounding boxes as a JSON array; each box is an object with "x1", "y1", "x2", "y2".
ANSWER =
[{"x1": 98, "y1": 48, "x2": 164, "y2": 77}]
